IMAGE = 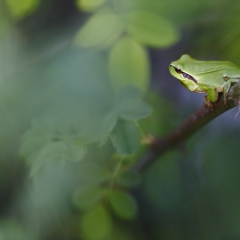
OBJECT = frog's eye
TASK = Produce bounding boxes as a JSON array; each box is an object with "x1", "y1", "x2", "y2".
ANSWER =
[
  {"x1": 172, "y1": 66, "x2": 197, "y2": 83},
  {"x1": 175, "y1": 68, "x2": 182, "y2": 74},
  {"x1": 170, "y1": 65, "x2": 182, "y2": 74}
]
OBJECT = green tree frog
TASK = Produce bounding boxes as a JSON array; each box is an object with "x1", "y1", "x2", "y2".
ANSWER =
[{"x1": 169, "y1": 54, "x2": 240, "y2": 103}]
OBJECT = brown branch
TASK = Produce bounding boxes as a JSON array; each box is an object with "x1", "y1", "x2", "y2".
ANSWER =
[{"x1": 135, "y1": 94, "x2": 237, "y2": 171}]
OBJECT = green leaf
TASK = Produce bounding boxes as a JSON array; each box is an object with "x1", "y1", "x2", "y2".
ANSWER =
[
  {"x1": 84, "y1": 112, "x2": 118, "y2": 145},
  {"x1": 108, "y1": 190, "x2": 137, "y2": 220},
  {"x1": 116, "y1": 170, "x2": 141, "y2": 188},
  {"x1": 76, "y1": 0, "x2": 106, "y2": 12},
  {"x1": 114, "y1": 85, "x2": 142, "y2": 106},
  {"x1": 30, "y1": 142, "x2": 67, "y2": 177},
  {"x1": 32, "y1": 169, "x2": 45, "y2": 191},
  {"x1": 118, "y1": 99, "x2": 152, "y2": 121},
  {"x1": 126, "y1": 10, "x2": 179, "y2": 47},
  {"x1": 66, "y1": 141, "x2": 87, "y2": 162},
  {"x1": 99, "y1": 112, "x2": 118, "y2": 146},
  {"x1": 111, "y1": 119, "x2": 140, "y2": 155},
  {"x1": 31, "y1": 159, "x2": 66, "y2": 191},
  {"x1": 20, "y1": 117, "x2": 55, "y2": 158},
  {"x1": 5, "y1": 0, "x2": 40, "y2": 19},
  {"x1": 73, "y1": 186, "x2": 105, "y2": 210},
  {"x1": 109, "y1": 37, "x2": 149, "y2": 92},
  {"x1": 80, "y1": 204, "x2": 112, "y2": 240},
  {"x1": 74, "y1": 10, "x2": 124, "y2": 48},
  {"x1": 30, "y1": 141, "x2": 86, "y2": 177}
]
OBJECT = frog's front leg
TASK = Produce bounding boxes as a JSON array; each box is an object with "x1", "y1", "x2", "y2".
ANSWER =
[
  {"x1": 206, "y1": 88, "x2": 218, "y2": 103},
  {"x1": 203, "y1": 88, "x2": 218, "y2": 108}
]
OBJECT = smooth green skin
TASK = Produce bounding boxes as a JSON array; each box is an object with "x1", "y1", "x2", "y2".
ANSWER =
[{"x1": 169, "y1": 54, "x2": 240, "y2": 102}]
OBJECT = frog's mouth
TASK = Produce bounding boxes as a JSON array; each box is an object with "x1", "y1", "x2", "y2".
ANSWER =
[{"x1": 171, "y1": 66, "x2": 197, "y2": 83}]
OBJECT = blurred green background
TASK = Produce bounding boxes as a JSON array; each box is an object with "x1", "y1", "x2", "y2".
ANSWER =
[{"x1": 1, "y1": 0, "x2": 240, "y2": 239}]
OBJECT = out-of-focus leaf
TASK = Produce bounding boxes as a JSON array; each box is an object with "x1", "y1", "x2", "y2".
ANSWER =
[
  {"x1": 111, "y1": 119, "x2": 140, "y2": 155},
  {"x1": 5, "y1": 0, "x2": 40, "y2": 19},
  {"x1": 118, "y1": 99, "x2": 152, "y2": 121},
  {"x1": 29, "y1": 142, "x2": 67, "y2": 177},
  {"x1": 99, "y1": 112, "x2": 118, "y2": 146},
  {"x1": 80, "y1": 203, "x2": 112, "y2": 240},
  {"x1": 30, "y1": 141, "x2": 86, "y2": 177},
  {"x1": 66, "y1": 141, "x2": 87, "y2": 162},
  {"x1": 116, "y1": 170, "x2": 141, "y2": 188},
  {"x1": 109, "y1": 37, "x2": 149, "y2": 92},
  {"x1": 74, "y1": 10, "x2": 124, "y2": 48},
  {"x1": 114, "y1": 85, "x2": 142, "y2": 106},
  {"x1": 21, "y1": 117, "x2": 87, "y2": 164},
  {"x1": 73, "y1": 186, "x2": 105, "y2": 210},
  {"x1": 20, "y1": 117, "x2": 55, "y2": 158},
  {"x1": 126, "y1": 10, "x2": 178, "y2": 47},
  {"x1": 76, "y1": 0, "x2": 106, "y2": 12},
  {"x1": 108, "y1": 189, "x2": 137, "y2": 220},
  {"x1": 31, "y1": 160, "x2": 76, "y2": 193},
  {"x1": 31, "y1": 159, "x2": 68, "y2": 192},
  {"x1": 84, "y1": 112, "x2": 118, "y2": 145}
]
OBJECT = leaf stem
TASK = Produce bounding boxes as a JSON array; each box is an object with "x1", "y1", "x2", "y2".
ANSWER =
[{"x1": 108, "y1": 160, "x2": 122, "y2": 192}]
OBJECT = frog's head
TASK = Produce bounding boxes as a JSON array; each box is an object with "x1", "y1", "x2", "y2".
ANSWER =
[{"x1": 169, "y1": 54, "x2": 199, "y2": 92}]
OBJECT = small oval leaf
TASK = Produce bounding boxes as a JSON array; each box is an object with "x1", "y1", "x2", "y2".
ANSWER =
[
  {"x1": 109, "y1": 37, "x2": 149, "y2": 92},
  {"x1": 80, "y1": 204, "x2": 112, "y2": 240},
  {"x1": 118, "y1": 99, "x2": 152, "y2": 121},
  {"x1": 74, "y1": 10, "x2": 124, "y2": 48},
  {"x1": 108, "y1": 190, "x2": 137, "y2": 220},
  {"x1": 126, "y1": 10, "x2": 179, "y2": 47}
]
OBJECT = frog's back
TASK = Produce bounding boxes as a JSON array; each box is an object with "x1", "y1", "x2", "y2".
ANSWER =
[{"x1": 192, "y1": 60, "x2": 240, "y2": 74}]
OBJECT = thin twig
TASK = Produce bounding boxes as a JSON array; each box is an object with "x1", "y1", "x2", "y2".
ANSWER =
[{"x1": 134, "y1": 95, "x2": 237, "y2": 171}]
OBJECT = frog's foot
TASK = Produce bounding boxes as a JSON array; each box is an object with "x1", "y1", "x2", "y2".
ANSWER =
[{"x1": 204, "y1": 96, "x2": 214, "y2": 109}]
